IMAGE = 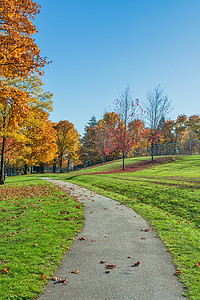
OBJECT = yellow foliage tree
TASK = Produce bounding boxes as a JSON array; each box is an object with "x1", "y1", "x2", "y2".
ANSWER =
[{"x1": 54, "y1": 121, "x2": 81, "y2": 172}]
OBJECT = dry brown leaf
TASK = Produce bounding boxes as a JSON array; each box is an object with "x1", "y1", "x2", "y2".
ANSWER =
[
  {"x1": 105, "y1": 264, "x2": 116, "y2": 269},
  {"x1": 100, "y1": 260, "x2": 107, "y2": 264},
  {"x1": 78, "y1": 237, "x2": 86, "y2": 241}
]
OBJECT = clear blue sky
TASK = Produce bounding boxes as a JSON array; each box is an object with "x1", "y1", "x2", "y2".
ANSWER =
[{"x1": 34, "y1": 0, "x2": 200, "y2": 135}]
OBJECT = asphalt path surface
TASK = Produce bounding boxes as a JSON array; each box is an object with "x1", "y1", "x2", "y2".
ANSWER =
[{"x1": 38, "y1": 178, "x2": 185, "y2": 300}]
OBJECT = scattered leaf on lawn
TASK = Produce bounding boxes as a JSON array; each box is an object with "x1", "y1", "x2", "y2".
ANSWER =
[
  {"x1": 166, "y1": 250, "x2": 172, "y2": 252},
  {"x1": 0, "y1": 266, "x2": 10, "y2": 274},
  {"x1": 196, "y1": 262, "x2": 200, "y2": 267},
  {"x1": 41, "y1": 274, "x2": 46, "y2": 280}
]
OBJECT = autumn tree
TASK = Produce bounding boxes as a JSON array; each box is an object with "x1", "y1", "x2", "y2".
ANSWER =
[
  {"x1": 128, "y1": 119, "x2": 147, "y2": 156},
  {"x1": 114, "y1": 86, "x2": 141, "y2": 170},
  {"x1": 0, "y1": 1, "x2": 49, "y2": 184},
  {"x1": 0, "y1": 76, "x2": 53, "y2": 182},
  {"x1": 54, "y1": 121, "x2": 81, "y2": 172},
  {"x1": 81, "y1": 116, "x2": 100, "y2": 166},
  {"x1": 174, "y1": 114, "x2": 188, "y2": 142},
  {"x1": 19, "y1": 109, "x2": 57, "y2": 174},
  {"x1": 95, "y1": 112, "x2": 121, "y2": 164},
  {"x1": 0, "y1": 0, "x2": 48, "y2": 79},
  {"x1": 187, "y1": 115, "x2": 200, "y2": 139},
  {"x1": 144, "y1": 84, "x2": 172, "y2": 161},
  {"x1": 0, "y1": 84, "x2": 30, "y2": 183}
]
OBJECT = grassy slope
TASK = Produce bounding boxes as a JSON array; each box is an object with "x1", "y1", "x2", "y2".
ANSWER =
[
  {"x1": 43, "y1": 155, "x2": 200, "y2": 300},
  {"x1": 0, "y1": 177, "x2": 84, "y2": 300}
]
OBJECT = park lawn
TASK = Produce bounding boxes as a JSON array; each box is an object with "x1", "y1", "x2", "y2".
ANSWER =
[
  {"x1": 50, "y1": 155, "x2": 200, "y2": 300},
  {"x1": 0, "y1": 176, "x2": 84, "y2": 300}
]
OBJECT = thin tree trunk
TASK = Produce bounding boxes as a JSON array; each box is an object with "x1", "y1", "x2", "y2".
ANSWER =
[
  {"x1": 102, "y1": 153, "x2": 104, "y2": 165},
  {"x1": 151, "y1": 143, "x2": 154, "y2": 161},
  {"x1": 24, "y1": 164, "x2": 28, "y2": 175},
  {"x1": 0, "y1": 137, "x2": 6, "y2": 185},
  {"x1": 59, "y1": 156, "x2": 63, "y2": 173},
  {"x1": 122, "y1": 150, "x2": 125, "y2": 170},
  {"x1": 67, "y1": 159, "x2": 70, "y2": 172},
  {"x1": 53, "y1": 163, "x2": 56, "y2": 173}
]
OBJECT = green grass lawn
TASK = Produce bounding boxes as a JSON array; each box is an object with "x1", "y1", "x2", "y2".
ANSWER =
[
  {"x1": 0, "y1": 176, "x2": 83, "y2": 300},
  {"x1": 44, "y1": 155, "x2": 200, "y2": 300}
]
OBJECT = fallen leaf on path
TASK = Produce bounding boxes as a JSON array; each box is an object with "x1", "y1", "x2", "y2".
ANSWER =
[
  {"x1": 133, "y1": 261, "x2": 140, "y2": 267},
  {"x1": 104, "y1": 235, "x2": 109, "y2": 238},
  {"x1": 100, "y1": 260, "x2": 107, "y2": 264},
  {"x1": 105, "y1": 271, "x2": 110, "y2": 274},
  {"x1": 51, "y1": 277, "x2": 59, "y2": 281},
  {"x1": 105, "y1": 264, "x2": 116, "y2": 269},
  {"x1": 166, "y1": 250, "x2": 172, "y2": 252},
  {"x1": 174, "y1": 270, "x2": 182, "y2": 275},
  {"x1": 78, "y1": 237, "x2": 86, "y2": 240},
  {"x1": 141, "y1": 229, "x2": 150, "y2": 232},
  {"x1": 141, "y1": 237, "x2": 147, "y2": 239},
  {"x1": 91, "y1": 240, "x2": 97, "y2": 242},
  {"x1": 127, "y1": 256, "x2": 132, "y2": 258},
  {"x1": 72, "y1": 269, "x2": 79, "y2": 274}
]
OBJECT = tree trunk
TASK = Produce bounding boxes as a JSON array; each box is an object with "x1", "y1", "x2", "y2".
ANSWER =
[
  {"x1": 24, "y1": 164, "x2": 28, "y2": 174},
  {"x1": 40, "y1": 163, "x2": 44, "y2": 173},
  {"x1": 101, "y1": 153, "x2": 104, "y2": 165},
  {"x1": 67, "y1": 159, "x2": 70, "y2": 172},
  {"x1": 59, "y1": 156, "x2": 63, "y2": 173},
  {"x1": 122, "y1": 150, "x2": 125, "y2": 170},
  {"x1": 0, "y1": 137, "x2": 6, "y2": 185},
  {"x1": 151, "y1": 143, "x2": 154, "y2": 161},
  {"x1": 53, "y1": 163, "x2": 56, "y2": 173}
]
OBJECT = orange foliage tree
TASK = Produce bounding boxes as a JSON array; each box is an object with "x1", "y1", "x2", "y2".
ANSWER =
[
  {"x1": 0, "y1": 1, "x2": 49, "y2": 184},
  {"x1": 19, "y1": 109, "x2": 57, "y2": 173},
  {"x1": 0, "y1": 0, "x2": 48, "y2": 78},
  {"x1": 54, "y1": 121, "x2": 81, "y2": 172}
]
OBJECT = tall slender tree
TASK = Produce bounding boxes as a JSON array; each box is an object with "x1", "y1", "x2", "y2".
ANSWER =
[{"x1": 144, "y1": 84, "x2": 172, "y2": 161}]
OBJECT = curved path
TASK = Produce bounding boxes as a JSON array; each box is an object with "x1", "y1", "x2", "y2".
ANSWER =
[{"x1": 39, "y1": 178, "x2": 185, "y2": 300}]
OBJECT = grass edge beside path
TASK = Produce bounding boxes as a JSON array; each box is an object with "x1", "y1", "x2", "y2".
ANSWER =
[
  {"x1": 0, "y1": 176, "x2": 84, "y2": 300},
  {"x1": 51, "y1": 155, "x2": 200, "y2": 300}
]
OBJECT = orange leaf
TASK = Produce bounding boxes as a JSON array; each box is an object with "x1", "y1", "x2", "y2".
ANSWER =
[
  {"x1": 133, "y1": 261, "x2": 140, "y2": 267},
  {"x1": 196, "y1": 262, "x2": 200, "y2": 267},
  {"x1": 174, "y1": 270, "x2": 182, "y2": 275},
  {"x1": 72, "y1": 269, "x2": 79, "y2": 274},
  {"x1": 41, "y1": 274, "x2": 46, "y2": 280}
]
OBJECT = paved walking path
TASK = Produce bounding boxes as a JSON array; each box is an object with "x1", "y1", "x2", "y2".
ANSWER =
[{"x1": 39, "y1": 178, "x2": 185, "y2": 300}]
